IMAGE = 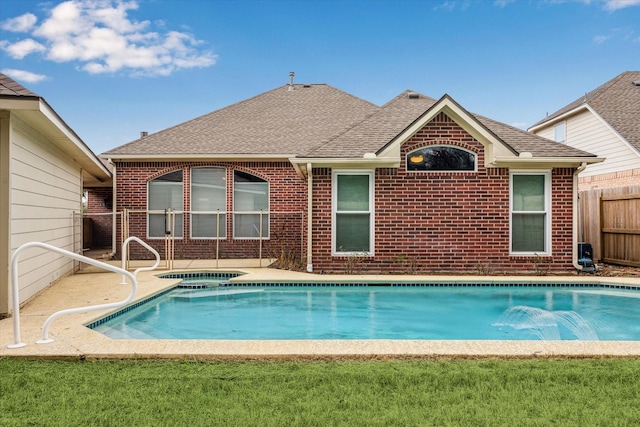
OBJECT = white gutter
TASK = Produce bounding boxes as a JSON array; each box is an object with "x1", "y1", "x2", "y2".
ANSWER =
[
  {"x1": 573, "y1": 162, "x2": 587, "y2": 272},
  {"x1": 108, "y1": 159, "x2": 117, "y2": 259},
  {"x1": 306, "y1": 163, "x2": 313, "y2": 273}
]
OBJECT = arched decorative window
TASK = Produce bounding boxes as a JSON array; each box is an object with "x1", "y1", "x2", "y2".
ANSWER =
[
  {"x1": 191, "y1": 167, "x2": 226, "y2": 239},
  {"x1": 406, "y1": 145, "x2": 476, "y2": 171},
  {"x1": 233, "y1": 171, "x2": 269, "y2": 239},
  {"x1": 147, "y1": 170, "x2": 184, "y2": 238}
]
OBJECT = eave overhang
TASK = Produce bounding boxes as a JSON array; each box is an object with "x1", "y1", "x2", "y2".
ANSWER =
[
  {"x1": 490, "y1": 156, "x2": 605, "y2": 168},
  {"x1": 290, "y1": 156, "x2": 399, "y2": 178},
  {"x1": 103, "y1": 153, "x2": 296, "y2": 162},
  {"x1": 0, "y1": 97, "x2": 112, "y2": 187},
  {"x1": 528, "y1": 104, "x2": 588, "y2": 133}
]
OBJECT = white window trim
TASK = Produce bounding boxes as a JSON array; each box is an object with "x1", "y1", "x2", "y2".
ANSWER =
[
  {"x1": 332, "y1": 170, "x2": 375, "y2": 256},
  {"x1": 406, "y1": 144, "x2": 477, "y2": 173},
  {"x1": 232, "y1": 173, "x2": 270, "y2": 240},
  {"x1": 509, "y1": 170, "x2": 552, "y2": 256},
  {"x1": 190, "y1": 167, "x2": 227, "y2": 240}
]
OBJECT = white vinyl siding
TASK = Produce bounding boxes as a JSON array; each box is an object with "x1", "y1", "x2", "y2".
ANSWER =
[
  {"x1": 566, "y1": 109, "x2": 640, "y2": 178},
  {"x1": 532, "y1": 109, "x2": 640, "y2": 178},
  {"x1": 9, "y1": 116, "x2": 82, "y2": 305}
]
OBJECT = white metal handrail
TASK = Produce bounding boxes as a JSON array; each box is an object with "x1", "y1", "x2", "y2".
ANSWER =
[
  {"x1": 120, "y1": 236, "x2": 161, "y2": 285},
  {"x1": 8, "y1": 242, "x2": 137, "y2": 348}
]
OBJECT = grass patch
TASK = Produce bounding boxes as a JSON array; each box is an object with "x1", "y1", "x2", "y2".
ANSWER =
[{"x1": 1, "y1": 357, "x2": 640, "y2": 426}]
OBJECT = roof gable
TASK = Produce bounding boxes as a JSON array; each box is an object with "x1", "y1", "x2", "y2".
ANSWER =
[{"x1": 530, "y1": 71, "x2": 640, "y2": 153}]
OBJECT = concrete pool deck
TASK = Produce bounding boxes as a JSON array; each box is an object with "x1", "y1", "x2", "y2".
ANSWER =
[{"x1": 3, "y1": 259, "x2": 640, "y2": 359}]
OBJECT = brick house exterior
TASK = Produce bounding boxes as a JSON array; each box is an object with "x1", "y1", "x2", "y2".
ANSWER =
[{"x1": 95, "y1": 80, "x2": 602, "y2": 274}]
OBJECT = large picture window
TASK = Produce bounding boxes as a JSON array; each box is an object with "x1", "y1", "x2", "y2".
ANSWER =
[
  {"x1": 233, "y1": 171, "x2": 269, "y2": 239},
  {"x1": 407, "y1": 145, "x2": 476, "y2": 171},
  {"x1": 333, "y1": 171, "x2": 374, "y2": 254},
  {"x1": 191, "y1": 167, "x2": 226, "y2": 239},
  {"x1": 510, "y1": 172, "x2": 551, "y2": 254},
  {"x1": 148, "y1": 170, "x2": 184, "y2": 238}
]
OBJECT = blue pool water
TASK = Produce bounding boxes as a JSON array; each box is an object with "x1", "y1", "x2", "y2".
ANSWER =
[{"x1": 89, "y1": 283, "x2": 640, "y2": 341}]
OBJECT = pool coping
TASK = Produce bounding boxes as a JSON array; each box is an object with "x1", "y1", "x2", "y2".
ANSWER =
[{"x1": 3, "y1": 266, "x2": 640, "y2": 359}]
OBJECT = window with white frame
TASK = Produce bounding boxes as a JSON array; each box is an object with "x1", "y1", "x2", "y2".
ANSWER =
[
  {"x1": 510, "y1": 171, "x2": 551, "y2": 254},
  {"x1": 191, "y1": 167, "x2": 226, "y2": 239},
  {"x1": 233, "y1": 171, "x2": 269, "y2": 239},
  {"x1": 333, "y1": 171, "x2": 374, "y2": 254},
  {"x1": 147, "y1": 170, "x2": 184, "y2": 238},
  {"x1": 407, "y1": 145, "x2": 476, "y2": 171},
  {"x1": 554, "y1": 122, "x2": 566, "y2": 143}
]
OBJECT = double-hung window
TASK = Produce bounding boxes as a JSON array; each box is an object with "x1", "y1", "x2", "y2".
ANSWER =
[
  {"x1": 191, "y1": 167, "x2": 226, "y2": 239},
  {"x1": 148, "y1": 170, "x2": 184, "y2": 238},
  {"x1": 554, "y1": 122, "x2": 566, "y2": 143},
  {"x1": 333, "y1": 171, "x2": 374, "y2": 254},
  {"x1": 510, "y1": 171, "x2": 551, "y2": 255},
  {"x1": 233, "y1": 171, "x2": 269, "y2": 239}
]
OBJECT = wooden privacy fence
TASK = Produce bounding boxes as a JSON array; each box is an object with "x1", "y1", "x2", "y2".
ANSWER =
[{"x1": 579, "y1": 185, "x2": 640, "y2": 267}]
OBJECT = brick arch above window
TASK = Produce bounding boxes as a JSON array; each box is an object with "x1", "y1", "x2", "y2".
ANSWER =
[{"x1": 406, "y1": 144, "x2": 477, "y2": 172}]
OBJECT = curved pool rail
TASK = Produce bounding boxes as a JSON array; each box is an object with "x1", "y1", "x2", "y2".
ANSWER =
[
  {"x1": 120, "y1": 236, "x2": 161, "y2": 285},
  {"x1": 8, "y1": 241, "x2": 137, "y2": 348}
]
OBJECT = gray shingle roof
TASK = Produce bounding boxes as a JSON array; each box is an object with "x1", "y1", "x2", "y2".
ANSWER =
[
  {"x1": 0, "y1": 72, "x2": 40, "y2": 98},
  {"x1": 104, "y1": 84, "x2": 379, "y2": 157},
  {"x1": 306, "y1": 91, "x2": 595, "y2": 159},
  {"x1": 531, "y1": 71, "x2": 640, "y2": 153},
  {"x1": 104, "y1": 82, "x2": 597, "y2": 160}
]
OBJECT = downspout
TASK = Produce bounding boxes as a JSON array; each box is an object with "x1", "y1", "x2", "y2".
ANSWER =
[
  {"x1": 306, "y1": 163, "x2": 313, "y2": 273},
  {"x1": 572, "y1": 162, "x2": 587, "y2": 271},
  {"x1": 108, "y1": 159, "x2": 117, "y2": 259}
]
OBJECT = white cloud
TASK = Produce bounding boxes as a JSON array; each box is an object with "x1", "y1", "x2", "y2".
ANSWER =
[
  {"x1": 593, "y1": 27, "x2": 635, "y2": 44},
  {"x1": 494, "y1": 0, "x2": 516, "y2": 7},
  {"x1": 601, "y1": 0, "x2": 640, "y2": 11},
  {"x1": 0, "y1": 13, "x2": 38, "y2": 32},
  {"x1": 3, "y1": 38, "x2": 47, "y2": 59},
  {"x1": 1, "y1": 68, "x2": 48, "y2": 83},
  {"x1": 593, "y1": 35, "x2": 612, "y2": 43},
  {"x1": 1, "y1": 0, "x2": 216, "y2": 77}
]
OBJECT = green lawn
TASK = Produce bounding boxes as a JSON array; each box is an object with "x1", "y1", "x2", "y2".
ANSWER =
[{"x1": 1, "y1": 357, "x2": 639, "y2": 426}]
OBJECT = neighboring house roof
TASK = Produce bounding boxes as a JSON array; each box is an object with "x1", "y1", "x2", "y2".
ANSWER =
[
  {"x1": 104, "y1": 81, "x2": 599, "y2": 166},
  {"x1": 530, "y1": 71, "x2": 640, "y2": 153},
  {"x1": 0, "y1": 73, "x2": 112, "y2": 186},
  {"x1": 0, "y1": 73, "x2": 39, "y2": 97}
]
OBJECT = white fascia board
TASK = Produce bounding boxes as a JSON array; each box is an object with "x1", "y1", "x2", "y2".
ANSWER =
[
  {"x1": 0, "y1": 98, "x2": 40, "y2": 110},
  {"x1": 528, "y1": 104, "x2": 588, "y2": 133},
  {"x1": 289, "y1": 156, "x2": 399, "y2": 178},
  {"x1": 105, "y1": 153, "x2": 296, "y2": 161},
  {"x1": 492, "y1": 156, "x2": 605, "y2": 168}
]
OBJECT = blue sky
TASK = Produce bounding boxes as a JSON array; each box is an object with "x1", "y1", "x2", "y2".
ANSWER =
[{"x1": 1, "y1": 0, "x2": 639, "y2": 155}]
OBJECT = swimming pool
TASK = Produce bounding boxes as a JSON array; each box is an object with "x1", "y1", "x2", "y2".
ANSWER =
[{"x1": 89, "y1": 280, "x2": 640, "y2": 341}]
